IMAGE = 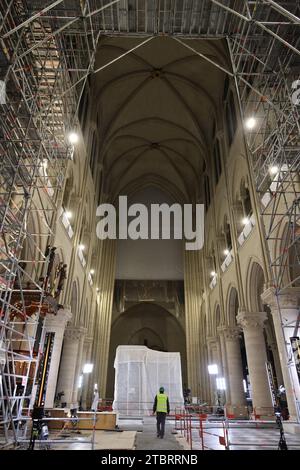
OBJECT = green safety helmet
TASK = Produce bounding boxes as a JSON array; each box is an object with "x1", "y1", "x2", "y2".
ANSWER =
[{"x1": 159, "y1": 386, "x2": 165, "y2": 393}]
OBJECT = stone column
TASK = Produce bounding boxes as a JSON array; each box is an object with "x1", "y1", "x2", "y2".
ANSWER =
[
  {"x1": 218, "y1": 327, "x2": 230, "y2": 403},
  {"x1": 56, "y1": 325, "x2": 86, "y2": 406},
  {"x1": 222, "y1": 326, "x2": 246, "y2": 410},
  {"x1": 203, "y1": 344, "x2": 211, "y2": 403},
  {"x1": 207, "y1": 336, "x2": 221, "y2": 405},
  {"x1": 206, "y1": 337, "x2": 214, "y2": 403},
  {"x1": 184, "y1": 250, "x2": 203, "y2": 397},
  {"x1": 199, "y1": 343, "x2": 210, "y2": 402},
  {"x1": 262, "y1": 288, "x2": 300, "y2": 422},
  {"x1": 184, "y1": 250, "x2": 195, "y2": 394},
  {"x1": 93, "y1": 239, "x2": 116, "y2": 397},
  {"x1": 80, "y1": 336, "x2": 93, "y2": 409},
  {"x1": 237, "y1": 311, "x2": 273, "y2": 415},
  {"x1": 44, "y1": 307, "x2": 72, "y2": 408},
  {"x1": 72, "y1": 326, "x2": 87, "y2": 404},
  {"x1": 207, "y1": 336, "x2": 220, "y2": 367}
]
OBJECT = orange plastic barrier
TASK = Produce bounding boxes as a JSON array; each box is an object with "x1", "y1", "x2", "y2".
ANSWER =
[{"x1": 199, "y1": 416, "x2": 229, "y2": 450}]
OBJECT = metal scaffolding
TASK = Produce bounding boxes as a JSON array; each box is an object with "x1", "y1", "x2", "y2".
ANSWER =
[
  {"x1": 0, "y1": 0, "x2": 299, "y2": 446},
  {"x1": 225, "y1": 1, "x2": 300, "y2": 293},
  {"x1": 172, "y1": 0, "x2": 300, "y2": 418},
  {"x1": 223, "y1": 0, "x2": 300, "y2": 419},
  {"x1": 0, "y1": 0, "x2": 101, "y2": 446}
]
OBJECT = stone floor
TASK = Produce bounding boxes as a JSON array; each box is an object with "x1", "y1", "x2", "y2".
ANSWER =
[
  {"x1": 121, "y1": 418, "x2": 300, "y2": 451},
  {"x1": 29, "y1": 429, "x2": 136, "y2": 450},
  {"x1": 7, "y1": 417, "x2": 300, "y2": 450},
  {"x1": 134, "y1": 417, "x2": 185, "y2": 450}
]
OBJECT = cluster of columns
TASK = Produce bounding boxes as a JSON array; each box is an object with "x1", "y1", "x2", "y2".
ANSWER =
[
  {"x1": 90, "y1": 239, "x2": 116, "y2": 399},
  {"x1": 184, "y1": 193, "x2": 300, "y2": 422},
  {"x1": 188, "y1": 310, "x2": 276, "y2": 414},
  {"x1": 186, "y1": 286, "x2": 300, "y2": 421},
  {"x1": 41, "y1": 256, "x2": 299, "y2": 421},
  {"x1": 44, "y1": 308, "x2": 72, "y2": 408},
  {"x1": 38, "y1": 237, "x2": 116, "y2": 409},
  {"x1": 262, "y1": 287, "x2": 300, "y2": 422},
  {"x1": 184, "y1": 250, "x2": 205, "y2": 399},
  {"x1": 185, "y1": 250, "x2": 249, "y2": 410},
  {"x1": 206, "y1": 329, "x2": 246, "y2": 411},
  {"x1": 43, "y1": 307, "x2": 94, "y2": 409},
  {"x1": 220, "y1": 326, "x2": 245, "y2": 407},
  {"x1": 236, "y1": 311, "x2": 273, "y2": 413},
  {"x1": 56, "y1": 324, "x2": 87, "y2": 406}
]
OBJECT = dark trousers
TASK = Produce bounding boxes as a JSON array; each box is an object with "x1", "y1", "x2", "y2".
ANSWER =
[{"x1": 156, "y1": 412, "x2": 167, "y2": 437}]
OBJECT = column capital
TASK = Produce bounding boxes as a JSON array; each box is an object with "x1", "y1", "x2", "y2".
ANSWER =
[
  {"x1": 216, "y1": 234, "x2": 225, "y2": 243},
  {"x1": 45, "y1": 307, "x2": 72, "y2": 329},
  {"x1": 64, "y1": 325, "x2": 87, "y2": 341},
  {"x1": 206, "y1": 336, "x2": 218, "y2": 349},
  {"x1": 206, "y1": 335, "x2": 217, "y2": 343},
  {"x1": 220, "y1": 326, "x2": 241, "y2": 341},
  {"x1": 70, "y1": 194, "x2": 82, "y2": 205},
  {"x1": 84, "y1": 336, "x2": 94, "y2": 345},
  {"x1": 268, "y1": 341, "x2": 278, "y2": 352},
  {"x1": 236, "y1": 311, "x2": 267, "y2": 330},
  {"x1": 231, "y1": 202, "x2": 242, "y2": 212},
  {"x1": 261, "y1": 287, "x2": 300, "y2": 310}
]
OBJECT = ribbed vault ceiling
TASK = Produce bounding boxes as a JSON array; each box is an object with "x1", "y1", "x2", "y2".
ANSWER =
[{"x1": 92, "y1": 36, "x2": 229, "y2": 202}]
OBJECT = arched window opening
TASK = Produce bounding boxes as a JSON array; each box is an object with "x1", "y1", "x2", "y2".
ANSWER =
[
  {"x1": 241, "y1": 185, "x2": 253, "y2": 219},
  {"x1": 289, "y1": 231, "x2": 300, "y2": 287},
  {"x1": 204, "y1": 174, "x2": 211, "y2": 211},
  {"x1": 207, "y1": 247, "x2": 217, "y2": 283},
  {"x1": 248, "y1": 262, "x2": 265, "y2": 312},
  {"x1": 97, "y1": 167, "x2": 103, "y2": 204},
  {"x1": 62, "y1": 175, "x2": 73, "y2": 211},
  {"x1": 225, "y1": 90, "x2": 237, "y2": 146},
  {"x1": 281, "y1": 223, "x2": 300, "y2": 288},
  {"x1": 70, "y1": 280, "x2": 78, "y2": 321},
  {"x1": 224, "y1": 218, "x2": 232, "y2": 252},
  {"x1": 78, "y1": 75, "x2": 91, "y2": 133},
  {"x1": 228, "y1": 287, "x2": 239, "y2": 326},
  {"x1": 223, "y1": 76, "x2": 229, "y2": 101},
  {"x1": 90, "y1": 130, "x2": 98, "y2": 174},
  {"x1": 213, "y1": 138, "x2": 222, "y2": 184},
  {"x1": 215, "y1": 305, "x2": 221, "y2": 331}
]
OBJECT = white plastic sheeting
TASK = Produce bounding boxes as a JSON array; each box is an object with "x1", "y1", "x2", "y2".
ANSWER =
[{"x1": 113, "y1": 345, "x2": 184, "y2": 416}]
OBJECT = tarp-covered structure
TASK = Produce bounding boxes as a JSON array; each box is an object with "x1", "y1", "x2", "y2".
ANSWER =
[{"x1": 113, "y1": 345, "x2": 184, "y2": 416}]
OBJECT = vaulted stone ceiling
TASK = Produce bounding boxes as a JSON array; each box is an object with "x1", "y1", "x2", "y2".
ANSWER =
[{"x1": 91, "y1": 36, "x2": 229, "y2": 203}]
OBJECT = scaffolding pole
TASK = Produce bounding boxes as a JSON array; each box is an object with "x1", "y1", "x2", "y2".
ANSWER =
[
  {"x1": 0, "y1": 0, "x2": 107, "y2": 446},
  {"x1": 168, "y1": 1, "x2": 300, "y2": 420},
  {"x1": 0, "y1": 0, "x2": 300, "y2": 446}
]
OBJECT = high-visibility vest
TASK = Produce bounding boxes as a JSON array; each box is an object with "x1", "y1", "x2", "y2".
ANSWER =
[{"x1": 156, "y1": 393, "x2": 168, "y2": 413}]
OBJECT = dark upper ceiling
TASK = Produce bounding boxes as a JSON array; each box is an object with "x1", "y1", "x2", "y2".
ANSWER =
[{"x1": 91, "y1": 35, "x2": 228, "y2": 202}]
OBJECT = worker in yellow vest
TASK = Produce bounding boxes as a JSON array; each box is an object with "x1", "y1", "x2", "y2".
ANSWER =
[{"x1": 152, "y1": 387, "x2": 170, "y2": 439}]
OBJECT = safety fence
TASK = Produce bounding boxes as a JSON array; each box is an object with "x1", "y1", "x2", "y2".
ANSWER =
[
  {"x1": 97, "y1": 401, "x2": 285, "y2": 428},
  {"x1": 174, "y1": 408, "x2": 300, "y2": 450},
  {"x1": 174, "y1": 409, "x2": 229, "y2": 450},
  {"x1": 225, "y1": 405, "x2": 281, "y2": 425}
]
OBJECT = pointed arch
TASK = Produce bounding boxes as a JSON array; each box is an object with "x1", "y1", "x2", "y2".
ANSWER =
[
  {"x1": 227, "y1": 286, "x2": 239, "y2": 326},
  {"x1": 247, "y1": 260, "x2": 265, "y2": 312}
]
